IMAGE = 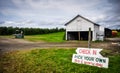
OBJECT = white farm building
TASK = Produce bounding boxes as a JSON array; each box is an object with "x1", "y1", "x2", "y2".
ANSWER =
[{"x1": 65, "y1": 15, "x2": 105, "y2": 41}]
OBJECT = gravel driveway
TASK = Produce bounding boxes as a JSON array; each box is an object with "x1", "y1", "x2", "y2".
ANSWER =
[{"x1": 0, "y1": 38, "x2": 119, "y2": 52}]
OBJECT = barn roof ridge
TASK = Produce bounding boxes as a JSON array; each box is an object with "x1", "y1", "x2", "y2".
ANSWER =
[{"x1": 65, "y1": 14, "x2": 100, "y2": 26}]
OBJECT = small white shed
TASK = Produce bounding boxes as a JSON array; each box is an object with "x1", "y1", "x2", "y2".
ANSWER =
[{"x1": 65, "y1": 15, "x2": 104, "y2": 41}]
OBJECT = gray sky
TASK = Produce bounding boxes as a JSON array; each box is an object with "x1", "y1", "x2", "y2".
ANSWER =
[{"x1": 0, "y1": 0, "x2": 120, "y2": 29}]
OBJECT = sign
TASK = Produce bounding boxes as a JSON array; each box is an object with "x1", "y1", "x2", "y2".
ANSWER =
[{"x1": 72, "y1": 48, "x2": 109, "y2": 68}]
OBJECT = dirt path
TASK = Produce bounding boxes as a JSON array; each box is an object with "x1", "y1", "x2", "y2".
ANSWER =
[{"x1": 0, "y1": 38, "x2": 119, "y2": 52}]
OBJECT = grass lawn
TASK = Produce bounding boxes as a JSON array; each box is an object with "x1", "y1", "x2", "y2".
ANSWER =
[
  {"x1": 117, "y1": 31, "x2": 120, "y2": 37},
  {"x1": 0, "y1": 32, "x2": 65, "y2": 42},
  {"x1": 24, "y1": 32, "x2": 65, "y2": 42},
  {"x1": 1, "y1": 48, "x2": 120, "y2": 73},
  {"x1": 0, "y1": 35, "x2": 13, "y2": 39}
]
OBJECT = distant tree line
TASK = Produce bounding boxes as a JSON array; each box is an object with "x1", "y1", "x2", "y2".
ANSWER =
[{"x1": 0, "y1": 27, "x2": 65, "y2": 35}]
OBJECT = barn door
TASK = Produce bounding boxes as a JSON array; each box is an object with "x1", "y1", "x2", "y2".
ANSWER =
[{"x1": 80, "y1": 31, "x2": 92, "y2": 40}]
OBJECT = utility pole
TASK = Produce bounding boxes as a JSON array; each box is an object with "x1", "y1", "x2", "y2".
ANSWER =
[{"x1": 88, "y1": 28, "x2": 91, "y2": 48}]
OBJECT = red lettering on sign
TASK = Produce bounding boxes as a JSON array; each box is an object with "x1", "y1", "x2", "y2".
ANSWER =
[
  {"x1": 74, "y1": 59, "x2": 82, "y2": 63},
  {"x1": 84, "y1": 61, "x2": 92, "y2": 65},
  {"x1": 93, "y1": 50, "x2": 97, "y2": 55},
  {"x1": 79, "y1": 49, "x2": 91, "y2": 55},
  {"x1": 95, "y1": 63, "x2": 103, "y2": 67}
]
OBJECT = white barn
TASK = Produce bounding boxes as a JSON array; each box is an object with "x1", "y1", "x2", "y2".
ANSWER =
[{"x1": 65, "y1": 15, "x2": 104, "y2": 41}]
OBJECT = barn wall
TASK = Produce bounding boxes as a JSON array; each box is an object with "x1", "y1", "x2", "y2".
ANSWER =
[
  {"x1": 99, "y1": 26, "x2": 105, "y2": 41},
  {"x1": 65, "y1": 16, "x2": 105, "y2": 41},
  {"x1": 92, "y1": 25, "x2": 99, "y2": 41},
  {"x1": 66, "y1": 16, "x2": 94, "y2": 31}
]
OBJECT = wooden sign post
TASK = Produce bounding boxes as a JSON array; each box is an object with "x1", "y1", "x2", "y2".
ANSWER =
[{"x1": 88, "y1": 28, "x2": 91, "y2": 48}]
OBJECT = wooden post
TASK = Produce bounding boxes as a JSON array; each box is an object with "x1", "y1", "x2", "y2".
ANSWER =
[
  {"x1": 78, "y1": 32, "x2": 80, "y2": 40},
  {"x1": 66, "y1": 31, "x2": 67, "y2": 40},
  {"x1": 88, "y1": 28, "x2": 91, "y2": 48}
]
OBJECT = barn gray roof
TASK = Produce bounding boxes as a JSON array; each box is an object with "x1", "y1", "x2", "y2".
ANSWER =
[{"x1": 65, "y1": 15, "x2": 100, "y2": 26}]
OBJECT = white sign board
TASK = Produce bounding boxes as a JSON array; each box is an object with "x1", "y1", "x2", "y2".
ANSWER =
[{"x1": 72, "y1": 48, "x2": 109, "y2": 68}]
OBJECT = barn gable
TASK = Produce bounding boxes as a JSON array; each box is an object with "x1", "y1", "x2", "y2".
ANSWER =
[
  {"x1": 65, "y1": 15, "x2": 104, "y2": 41},
  {"x1": 65, "y1": 15, "x2": 99, "y2": 26}
]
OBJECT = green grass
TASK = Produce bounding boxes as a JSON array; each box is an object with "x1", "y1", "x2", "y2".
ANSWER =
[
  {"x1": 1, "y1": 48, "x2": 120, "y2": 73},
  {"x1": 0, "y1": 35, "x2": 13, "y2": 38},
  {"x1": 117, "y1": 32, "x2": 120, "y2": 37},
  {"x1": 0, "y1": 32, "x2": 65, "y2": 42},
  {"x1": 24, "y1": 32, "x2": 65, "y2": 42}
]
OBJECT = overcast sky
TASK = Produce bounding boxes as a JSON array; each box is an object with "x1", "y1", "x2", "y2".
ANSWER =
[{"x1": 0, "y1": 0, "x2": 120, "y2": 29}]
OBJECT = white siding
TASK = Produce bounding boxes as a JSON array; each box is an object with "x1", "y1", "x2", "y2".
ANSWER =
[
  {"x1": 93, "y1": 25, "x2": 99, "y2": 41},
  {"x1": 66, "y1": 17, "x2": 94, "y2": 31},
  {"x1": 98, "y1": 26, "x2": 105, "y2": 41},
  {"x1": 99, "y1": 26, "x2": 105, "y2": 33},
  {"x1": 65, "y1": 15, "x2": 105, "y2": 41}
]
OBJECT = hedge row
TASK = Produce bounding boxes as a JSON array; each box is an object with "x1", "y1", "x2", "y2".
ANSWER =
[{"x1": 0, "y1": 27, "x2": 65, "y2": 35}]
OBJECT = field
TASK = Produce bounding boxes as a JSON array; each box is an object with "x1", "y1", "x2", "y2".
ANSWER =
[
  {"x1": 0, "y1": 31, "x2": 120, "y2": 43},
  {"x1": 0, "y1": 32, "x2": 65, "y2": 43},
  {"x1": 0, "y1": 32, "x2": 120, "y2": 73},
  {"x1": 24, "y1": 32, "x2": 65, "y2": 42},
  {"x1": 1, "y1": 48, "x2": 120, "y2": 73},
  {"x1": 118, "y1": 31, "x2": 120, "y2": 37}
]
